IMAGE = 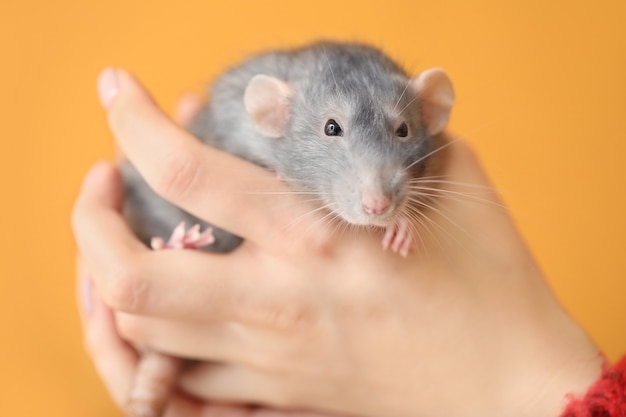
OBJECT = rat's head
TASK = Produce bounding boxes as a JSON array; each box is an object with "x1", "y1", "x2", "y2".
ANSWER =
[{"x1": 243, "y1": 48, "x2": 454, "y2": 227}]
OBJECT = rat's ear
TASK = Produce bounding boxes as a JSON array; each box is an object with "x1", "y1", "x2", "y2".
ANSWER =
[
  {"x1": 244, "y1": 74, "x2": 293, "y2": 138},
  {"x1": 410, "y1": 68, "x2": 455, "y2": 135}
]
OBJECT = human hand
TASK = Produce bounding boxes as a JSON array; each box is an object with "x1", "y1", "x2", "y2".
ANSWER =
[{"x1": 73, "y1": 68, "x2": 602, "y2": 417}]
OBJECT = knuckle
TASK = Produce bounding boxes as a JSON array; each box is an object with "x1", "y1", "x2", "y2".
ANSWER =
[
  {"x1": 249, "y1": 302, "x2": 314, "y2": 332},
  {"x1": 282, "y1": 223, "x2": 337, "y2": 259},
  {"x1": 299, "y1": 232, "x2": 335, "y2": 258},
  {"x1": 153, "y1": 148, "x2": 202, "y2": 203},
  {"x1": 101, "y1": 259, "x2": 149, "y2": 313}
]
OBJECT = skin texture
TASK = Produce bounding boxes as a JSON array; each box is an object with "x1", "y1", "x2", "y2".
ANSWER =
[{"x1": 72, "y1": 68, "x2": 604, "y2": 417}]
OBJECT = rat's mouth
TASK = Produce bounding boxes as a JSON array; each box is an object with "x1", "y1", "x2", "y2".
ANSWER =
[
  {"x1": 327, "y1": 189, "x2": 407, "y2": 228},
  {"x1": 337, "y1": 205, "x2": 401, "y2": 228}
]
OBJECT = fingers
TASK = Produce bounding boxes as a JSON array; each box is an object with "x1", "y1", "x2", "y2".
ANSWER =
[
  {"x1": 76, "y1": 275, "x2": 241, "y2": 417},
  {"x1": 202, "y1": 403, "x2": 338, "y2": 417},
  {"x1": 72, "y1": 162, "x2": 313, "y2": 323},
  {"x1": 181, "y1": 364, "x2": 291, "y2": 409},
  {"x1": 98, "y1": 68, "x2": 328, "y2": 253},
  {"x1": 178, "y1": 391, "x2": 339, "y2": 417},
  {"x1": 115, "y1": 314, "x2": 251, "y2": 363},
  {"x1": 77, "y1": 270, "x2": 334, "y2": 417},
  {"x1": 180, "y1": 365, "x2": 343, "y2": 417},
  {"x1": 79, "y1": 274, "x2": 139, "y2": 406}
]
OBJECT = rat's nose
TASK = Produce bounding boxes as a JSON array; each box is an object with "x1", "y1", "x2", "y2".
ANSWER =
[{"x1": 362, "y1": 195, "x2": 391, "y2": 216}]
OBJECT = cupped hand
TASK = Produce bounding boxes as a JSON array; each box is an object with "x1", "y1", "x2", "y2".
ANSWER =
[{"x1": 72, "y1": 68, "x2": 602, "y2": 417}]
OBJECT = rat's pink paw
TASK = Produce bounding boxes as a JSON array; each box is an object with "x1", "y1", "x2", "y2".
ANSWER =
[
  {"x1": 151, "y1": 222, "x2": 215, "y2": 250},
  {"x1": 381, "y1": 219, "x2": 415, "y2": 257}
]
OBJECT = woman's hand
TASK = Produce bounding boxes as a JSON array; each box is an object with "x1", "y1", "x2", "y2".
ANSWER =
[{"x1": 72, "y1": 68, "x2": 602, "y2": 417}]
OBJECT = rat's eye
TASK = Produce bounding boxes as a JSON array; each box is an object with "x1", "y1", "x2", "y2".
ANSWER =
[
  {"x1": 396, "y1": 122, "x2": 408, "y2": 138},
  {"x1": 324, "y1": 119, "x2": 343, "y2": 137}
]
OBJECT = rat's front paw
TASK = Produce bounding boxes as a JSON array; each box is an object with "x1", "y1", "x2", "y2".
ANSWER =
[
  {"x1": 381, "y1": 219, "x2": 415, "y2": 257},
  {"x1": 151, "y1": 222, "x2": 215, "y2": 250}
]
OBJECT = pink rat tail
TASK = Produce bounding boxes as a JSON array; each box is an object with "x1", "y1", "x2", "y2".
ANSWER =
[{"x1": 124, "y1": 350, "x2": 183, "y2": 417}]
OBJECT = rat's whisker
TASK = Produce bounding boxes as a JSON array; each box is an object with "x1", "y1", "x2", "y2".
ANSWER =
[
  {"x1": 397, "y1": 94, "x2": 419, "y2": 117},
  {"x1": 408, "y1": 195, "x2": 472, "y2": 241},
  {"x1": 408, "y1": 186, "x2": 506, "y2": 209},
  {"x1": 243, "y1": 190, "x2": 331, "y2": 196},
  {"x1": 405, "y1": 138, "x2": 460, "y2": 171},
  {"x1": 307, "y1": 206, "x2": 344, "y2": 238},
  {"x1": 333, "y1": 217, "x2": 351, "y2": 239},
  {"x1": 400, "y1": 211, "x2": 431, "y2": 256},
  {"x1": 403, "y1": 209, "x2": 441, "y2": 256},
  {"x1": 392, "y1": 77, "x2": 412, "y2": 114},
  {"x1": 321, "y1": 44, "x2": 339, "y2": 92},
  {"x1": 406, "y1": 203, "x2": 471, "y2": 256},
  {"x1": 409, "y1": 178, "x2": 497, "y2": 191},
  {"x1": 283, "y1": 201, "x2": 336, "y2": 232}
]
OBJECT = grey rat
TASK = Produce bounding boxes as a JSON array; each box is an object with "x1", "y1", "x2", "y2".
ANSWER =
[{"x1": 120, "y1": 40, "x2": 455, "y2": 416}]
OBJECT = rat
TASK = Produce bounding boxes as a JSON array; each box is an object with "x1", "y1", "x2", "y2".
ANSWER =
[{"x1": 119, "y1": 40, "x2": 455, "y2": 417}]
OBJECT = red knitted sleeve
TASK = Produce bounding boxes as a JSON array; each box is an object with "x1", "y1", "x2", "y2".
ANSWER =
[{"x1": 560, "y1": 355, "x2": 626, "y2": 417}]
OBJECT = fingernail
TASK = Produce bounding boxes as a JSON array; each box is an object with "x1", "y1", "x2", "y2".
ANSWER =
[
  {"x1": 97, "y1": 67, "x2": 119, "y2": 109},
  {"x1": 80, "y1": 274, "x2": 94, "y2": 316}
]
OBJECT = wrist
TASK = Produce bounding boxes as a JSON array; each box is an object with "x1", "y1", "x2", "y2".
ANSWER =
[
  {"x1": 500, "y1": 306, "x2": 603, "y2": 417},
  {"x1": 475, "y1": 269, "x2": 604, "y2": 417}
]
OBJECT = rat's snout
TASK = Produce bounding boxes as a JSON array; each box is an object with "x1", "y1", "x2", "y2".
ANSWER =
[
  {"x1": 362, "y1": 194, "x2": 391, "y2": 216},
  {"x1": 335, "y1": 159, "x2": 405, "y2": 226},
  {"x1": 352, "y1": 164, "x2": 406, "y2": 225}
]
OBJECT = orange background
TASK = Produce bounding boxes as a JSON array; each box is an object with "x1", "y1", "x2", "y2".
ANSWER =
[{"x1": 1, "y1": 0, "x2": 625, "y2": 415}]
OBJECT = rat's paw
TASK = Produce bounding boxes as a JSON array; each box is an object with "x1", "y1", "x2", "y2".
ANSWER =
[
  {"x1": 381, "y1": 219, "x2": 415, "y2": 257},
  {"x1": 150, "y1": 222, "x2": 215, "y2": 250}
]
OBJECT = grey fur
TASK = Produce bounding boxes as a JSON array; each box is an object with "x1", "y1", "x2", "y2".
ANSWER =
[{"x1": 122, "y1": 41, "x2": 437, "y2": 252}]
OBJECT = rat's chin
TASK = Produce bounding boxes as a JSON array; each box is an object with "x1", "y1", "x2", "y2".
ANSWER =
[{"x1": 337, "y1": 209, "x2": 398, "y2": 228}]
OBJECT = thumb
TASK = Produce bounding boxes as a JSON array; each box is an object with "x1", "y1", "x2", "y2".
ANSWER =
[{"x1": 96, "y1": 67, "x2": 203, "y2": 168}]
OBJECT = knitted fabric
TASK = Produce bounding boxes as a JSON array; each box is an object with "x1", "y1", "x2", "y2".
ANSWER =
[{"x1": 561, "y1": 356, "x2": 626, "y2": 417}]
